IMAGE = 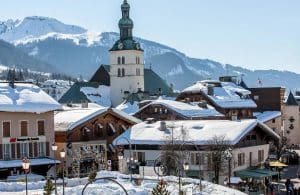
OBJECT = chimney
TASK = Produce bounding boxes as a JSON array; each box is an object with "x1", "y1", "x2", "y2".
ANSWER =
[
  {"x1": 160, "y1": 121, "x2": 167, "y2": 131},
  {"x1": 198, "y1": 101, "x2": 208, "y2": 109},
  {"x1": 81, "y1": 102, "x2": 88, "y2": 108},
  {"x1": 207, "y1": 84, "x2": 214, "y2": 96}
]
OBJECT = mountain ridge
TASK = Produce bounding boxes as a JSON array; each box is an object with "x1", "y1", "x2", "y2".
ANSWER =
[{"x1": 0, "y1": 16, "x2": 299, "y2": 90}]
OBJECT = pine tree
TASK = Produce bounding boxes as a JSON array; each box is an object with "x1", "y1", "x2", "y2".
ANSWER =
[
  {"x1": 43, "y1": 179, "x2": 55, "y2": 195},
  {"x1": 152, "y1": 179, "x2": 170, "y2": 195}
]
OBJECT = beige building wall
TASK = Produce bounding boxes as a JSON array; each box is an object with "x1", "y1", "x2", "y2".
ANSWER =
[
  {"x1": 110, "y1": 50, "x2": 145, "y2": 106},
  {"x1": 0, "y1": 111, "x2": 55, "y2": 158},
  {"x1": 283, "y1": 105, "x2": 300, "y2": 144}
]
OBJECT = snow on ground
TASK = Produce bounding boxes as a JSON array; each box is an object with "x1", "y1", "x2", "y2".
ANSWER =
[
  {"x1": 0, "y1": 64, "x2": 8, "y2": 72},
  {"x1": 80, "y1": 85, "x2": 111, "y2": 107},
  {"x1": 0, "y1": 171, "x2": 245, "y2": 195}
]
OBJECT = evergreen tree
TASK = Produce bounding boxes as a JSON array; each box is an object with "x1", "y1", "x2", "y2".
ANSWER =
[
  {"x1": 43, "y1": 179, "x2": 55, "y2": 195},
  {"x1": 152, "y1": 179, "x2": 170, "y2": 195}
]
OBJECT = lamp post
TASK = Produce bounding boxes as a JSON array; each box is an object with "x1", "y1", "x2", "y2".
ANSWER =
[
  {"x1": 22, "y1": 157, "x2": 30, "y2": 195},
  {"x1": 60, "y1": 149, "x2": 66, "y2": 195},
  {"x1": 114, "y1": 137, "x2": 133, "y2": 181},
  {"x1": 224, "y1": 148, "x2": 233, "y2": 188},
  {"x1": 51, "y1": 143, "x2": 58, "y2": 195}
]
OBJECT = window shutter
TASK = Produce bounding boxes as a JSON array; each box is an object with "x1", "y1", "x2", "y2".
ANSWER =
[
  {"x1": 11, "y1": 144, "x2": 15, "y2": 159},
  {"x1": 46, "y1": 142, "x2": 50, "y2": 156},
  {"x1": 29, "y1": 143, "x2": 33, "y2": 157},
  {"x1": 34, "y1": 142, "x2": 38, "y2": 157},
  {"x1": 21, "y1": 121, "x2": 28, "y2": 137},
  {"x1": 16, "y1": 143, "x2": 21, "y2": 159}
]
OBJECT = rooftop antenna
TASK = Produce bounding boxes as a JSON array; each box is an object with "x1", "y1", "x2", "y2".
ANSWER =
[{"x1": 150, "y1": 63, "x2": 152, "y2": 70}]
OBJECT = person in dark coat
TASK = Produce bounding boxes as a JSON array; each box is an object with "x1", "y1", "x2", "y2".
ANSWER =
[{"x1": 285, "y1": 178, "x2": 294, "y2": 195}]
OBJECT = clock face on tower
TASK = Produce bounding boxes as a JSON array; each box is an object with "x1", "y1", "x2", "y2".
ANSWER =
[{"x1": 118, "y1": 42, "x2": 123, "y2": 50}]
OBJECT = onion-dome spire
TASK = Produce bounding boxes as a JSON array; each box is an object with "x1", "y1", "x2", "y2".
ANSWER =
[{"x1": 119, "y1": 0, "x2": 133, "y2": 40}]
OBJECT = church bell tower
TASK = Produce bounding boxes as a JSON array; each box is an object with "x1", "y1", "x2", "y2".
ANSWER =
[{"x1": 110, "y1": 0, "x2": 145, "y2": 107}]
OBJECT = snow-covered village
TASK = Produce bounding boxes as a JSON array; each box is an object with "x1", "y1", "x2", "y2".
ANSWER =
[{"x1": 0, "y1": 0, "x2": 300, "y2": 195}]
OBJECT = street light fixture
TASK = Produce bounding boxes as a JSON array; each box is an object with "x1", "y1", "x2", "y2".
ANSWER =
[
  {"x1": 51, "y1": 143, "x2": 58, "y2": 195},
  {"x1": 22, "y1": 157, "x2": 30, "y2": 195},
  {"x1": 60, "y1": 149, "x2": 66, "y2": 195}
]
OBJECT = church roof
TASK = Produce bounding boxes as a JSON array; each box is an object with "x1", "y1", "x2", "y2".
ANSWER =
[
  {"x1": 286, "y1": 91, "x2": 298, "y2": 106},
  {"x1": 61, "y1": 66, "x2": 174, "y2": 105},
  {"x1": 59, "y1": 82, "x2": 100, "y2": 104}
]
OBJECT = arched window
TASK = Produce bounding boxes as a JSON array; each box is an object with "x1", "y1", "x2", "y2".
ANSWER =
[
  {"x1": 118, "y1": 68, "x2": 121, "y2": 77},
  {"x1": 122, "y1": 68, "x2": 125, "y2": 77},
  {"x1": 122, "y1": 56, "x2": 125, "y2": 64},
  {"x1": 117, "y1": 57, "x2": 121, "y2": 65}
]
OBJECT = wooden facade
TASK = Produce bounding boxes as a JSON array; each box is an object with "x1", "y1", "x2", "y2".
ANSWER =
[
  {"x1": 55, "y1": 108, "x2": 139, "y2": 177},
  {"x1": 134, "y1": 103, "x2": 223, "y2": 121}
]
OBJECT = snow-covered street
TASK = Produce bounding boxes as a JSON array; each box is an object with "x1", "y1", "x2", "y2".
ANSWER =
[{"x1": 0, "y1": 171, "x2": 245, "y2": 195}]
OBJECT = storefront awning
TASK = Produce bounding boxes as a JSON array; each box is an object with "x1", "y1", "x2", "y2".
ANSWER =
[
  {"x1": 235, "y1": 168, "x2": 278, "y2": 179},
  {"x1": 269, "y1": 161, "x2": 288, "y2": 167},
  {"x1": 0, "y1": 158, "x2": 60, "y2": 169}
]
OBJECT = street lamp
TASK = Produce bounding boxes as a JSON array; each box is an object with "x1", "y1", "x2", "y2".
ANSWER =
[
  {"x1": 60, "y1": 149, "x2": 66, "y2": 195},
  {"x1": 22, "y1": 157, "x2": 30, "y2": 195},
  {"x1": 51, "y1": 143, "x2": 58, "y2": 195},
  {"x1": 224, "y1": 148, "x2": 233, "y2": 188}
]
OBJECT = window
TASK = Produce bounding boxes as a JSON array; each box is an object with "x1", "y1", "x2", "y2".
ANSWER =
[
  {"x1": 118, "y1": 68, "x2": 121, "y2": 77},
  {"x1": 122, "y1": 56, "x2": 125, "y2": 64},
  {"x1": 38, "y1": 120, "x2": 45, "y2": 136},
  {"x1": 95, "y1": 123, "x2": 103, "y2": 137},
  {"x1": 258, "y1": 150, "x2": 264, "y2": 162},
  {"x1": 122, "y1": 68, "x2": 125, "y2": 77},
  {"x1": 136, "y1": 56, "x2": 140, "y2": 64},
  {"x1": 136, "y1": 68, "x2": 140, "y2": 76},
  {"x1": 117, "y1": 57, "x2": 121, "y2": 65},
  {"x1": 20, "y1": 143, "x2": 29, "y2": 157},
  {"x1": 3, "y1": 144, "x2": 11, "y2": 160},
  {"x1": 191, "y1": 153, "x2": 205, "y2": 165},
  {"x1": 20, "y1": 121, "x2": 28, "y2": 137},
  {"x1": 254, "y1": 95, "x2": 259, "y2": 100},
  {"x1": 272, "y1": 119, "x2": 276, "y2": 123},
  {"x1": 154, "y1": 108, "x2": 158, "y2": 113},
  {"x1": 238, "y1": 153, "x2": 245, "y2": 166},
  {"x1": 38, "y1": 142, "x2": 46, "y2": 157},
  {"x1": 133, "y1": 152, "x2": 145, "y2": 163},
  {"x1": 3, "y1": 121, "x2": 10, "y2": 137}
]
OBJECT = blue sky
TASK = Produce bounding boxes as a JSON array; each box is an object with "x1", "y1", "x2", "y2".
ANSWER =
[{"x1": 1, "y1": 0, "x2": 300, "y2": 73}]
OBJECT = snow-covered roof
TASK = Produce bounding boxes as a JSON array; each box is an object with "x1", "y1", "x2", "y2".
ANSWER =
[
  {"x1": 182, "y1": 81, "x2": 256, "y2": 109},
  {"x1": 80, "y1": 85, "x2": 111, "y2": 107},
  {"x1": 0, "y1": 83, "x2": 62, "y2": 113},
  {"x1": 41, "y1": 79, "x2": 73, "y2": 88},
  {"x1": 114, "y1": 119, "x2": 280, "y2": 146},
  {"x1": 55, "y1": 105, "x2": 141, "y2": 131},
  {"x1": 116, "y1": 101, "x2": 139, "y2": 115},
  {"x1": 254, "y1": 111, "x2": 281, "y2": 123},
  {"x1": 138, "y1": 99, "x2": 223, "y2": 118},
  {"x1": 0, "y1": 158, "x2": 60, "y2": 169}
]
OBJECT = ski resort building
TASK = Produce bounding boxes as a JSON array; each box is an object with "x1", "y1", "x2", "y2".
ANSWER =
[
  {"x1": 0, "y1": 82, "x2": 62, "y2": 179},
  {"x1": 54, "y1": 103, "x2": 141, "y2": 177},
  {"x1": 114, "y1": 119, "x2": 280, "y2": 184}
]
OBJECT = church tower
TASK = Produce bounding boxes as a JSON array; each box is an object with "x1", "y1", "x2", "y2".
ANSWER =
[{"x1": 110, "y1": 0, "x2": 144, "y2": 107}]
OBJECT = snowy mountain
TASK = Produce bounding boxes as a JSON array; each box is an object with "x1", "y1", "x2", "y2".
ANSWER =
[
  {"x1": 0, "y1": 16, "x2": 86, "y2": 43},
  {"x1": 1, "y1": 16, "x2": 300, "y2": 90}
]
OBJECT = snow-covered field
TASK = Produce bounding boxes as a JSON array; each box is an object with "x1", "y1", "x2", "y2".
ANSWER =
[{"x1": 0, "y1": 171, "x2": 245, "y2": 195}]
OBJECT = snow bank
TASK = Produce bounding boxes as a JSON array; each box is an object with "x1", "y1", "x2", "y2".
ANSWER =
[{"x1": 0, "y1": 171, "x2": 246, "y2": 195}]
